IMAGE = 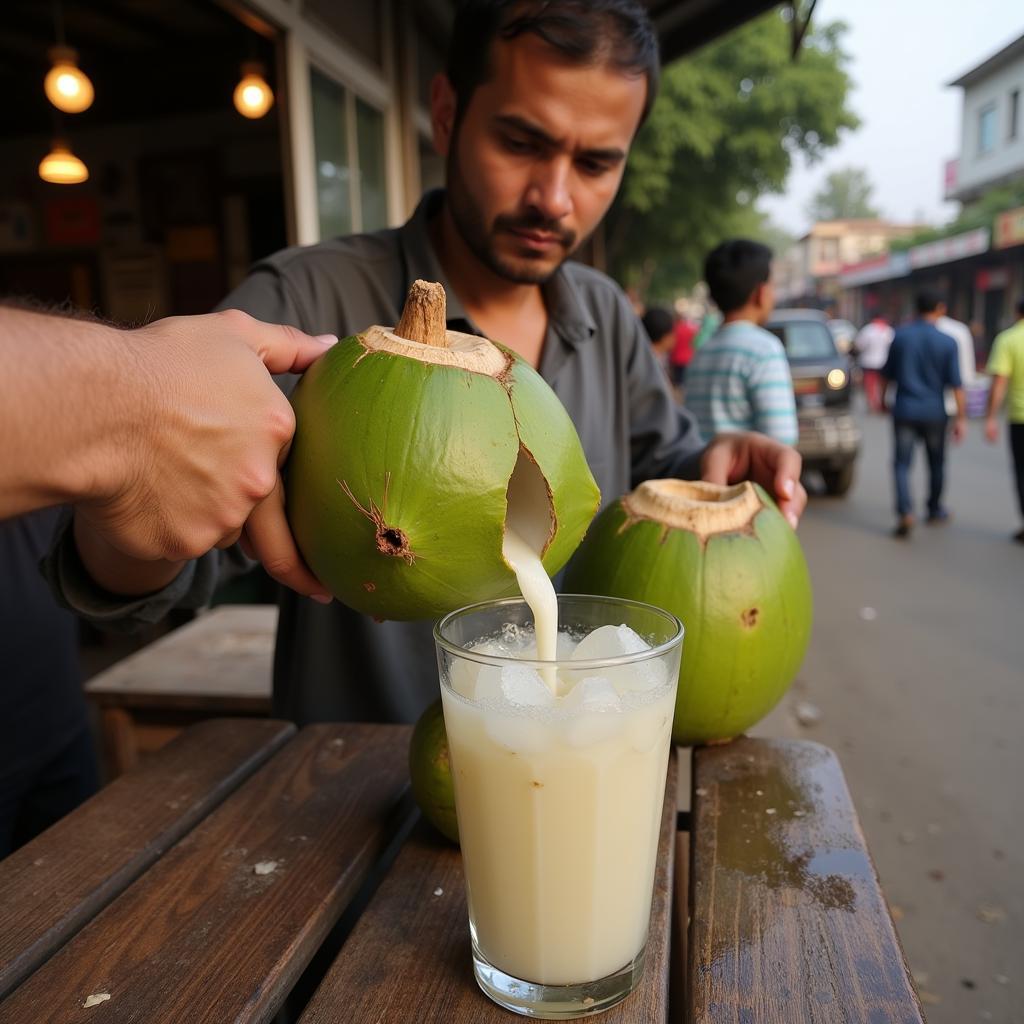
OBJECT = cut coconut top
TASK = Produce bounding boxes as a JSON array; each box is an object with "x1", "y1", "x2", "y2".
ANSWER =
[
  {"x1": 623, "y1": 479, "x2": 764, "y2": 541},
  {"x1": 360, "y1": 278, "x2": 509, "y2": 377}
]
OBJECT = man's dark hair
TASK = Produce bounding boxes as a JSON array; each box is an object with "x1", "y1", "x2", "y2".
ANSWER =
[
  {"x1": 446, "y1": 0, "x2": 660, "y2": 128},
  {"x1": 642, "y1": 306, "x2": 673, "y2": 342},
  {"x1": 703, "y1": 239, "x2": 773, "y2": 314},
  {"x1": 915, "y1": 289, "x2": 943, "y2": 315}
]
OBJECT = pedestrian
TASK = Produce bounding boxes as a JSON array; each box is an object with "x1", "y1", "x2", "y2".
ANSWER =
[
  {"x1": 45, "y1": 0, "x2": 806, "y2": 729},
  {"x1": 984, "y1": 297, "x2": 1024, "y2": 543},
  {"x1": 641, "y1": 305, "x2": 675, "y2": 381},
  {"x1": 854, "y1": 315, "x2": 894, "y2": 413},
  {"x1": 669, "y1": 312, "x2": 697, "y2": 392},
  {"x1": 882, "y1": 289, "x2": 966, "y2": 538},
  {"x1": 686, "y1": 239, "x2": 798, "y2": 445}
]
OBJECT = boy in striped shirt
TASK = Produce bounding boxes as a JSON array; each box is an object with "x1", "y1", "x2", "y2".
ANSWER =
[{"x1": 686, "y1": 240, "x2": 797, "y2": 445}]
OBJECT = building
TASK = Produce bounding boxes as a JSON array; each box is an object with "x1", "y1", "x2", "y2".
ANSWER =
[
  {"x1": 944, "y1": 31, "x2": 1024, "y2": 203},
  {"x1": 838, "y1": 32, "x2": 1024, "y2": 349},
  {"x1": 0, "y1": 0, "x2": 781, "y2": 322},
  {"x1": 774, "y1": 219, "x2": 925, "y2": 308}
]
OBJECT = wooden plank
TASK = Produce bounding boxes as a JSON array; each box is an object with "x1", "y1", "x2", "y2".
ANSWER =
[
  {"x1": 669, "y1": 829, "x2": 690, "y2": 1024},
  {"x1": 689, "y1": 738, "x2": 926, "y2": 1024},
  {"x1": 0, "y1": 723, "x2": 413, "y2": 1024},
  {"x1": 85, "y1": 605, "x2": 276, "y2": 709},
  {"x1": 0, "y1": 718, "x2": 294, "y2": 1000},
  {"x1": 298, "y1": 748, "x2": 679, "y2": 1023}
]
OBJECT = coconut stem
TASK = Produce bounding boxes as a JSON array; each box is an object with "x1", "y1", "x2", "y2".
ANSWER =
[
  {"x1": 623, "y1": 479, "x2": 764, "y2": 540},
  {"x1": 395, "y1": 280, "x2": 448, "y2": 347}
]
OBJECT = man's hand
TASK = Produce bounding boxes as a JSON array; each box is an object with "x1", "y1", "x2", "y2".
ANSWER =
[
  {"x1": 701, "y1": 433, "x2": 806, "y2": 529},
  {"x1": 951, "y1": 418, "x2": 967, "y2": 444},
  {"x1": 984, "y1": 417, "x2": 999, "y2": 444},
  {"x1": 75, "y1": 309, "x2": 336, "y2": 601}
]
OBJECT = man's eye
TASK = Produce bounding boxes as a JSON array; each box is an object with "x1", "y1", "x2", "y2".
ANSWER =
[
  {"x1": 577, "y1": 158, "x2": 612, "y2": 177},
  {"x1": 503, "y1": 136, "x2": 536, "y2": 155}
]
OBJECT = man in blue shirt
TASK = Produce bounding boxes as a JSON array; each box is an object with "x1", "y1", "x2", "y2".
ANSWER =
[{"x1": 883, "y1": 290, "x2": 966, "y2": 537}]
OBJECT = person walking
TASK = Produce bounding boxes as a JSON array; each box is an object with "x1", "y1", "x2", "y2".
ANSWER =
[
  {"x1": 882, "y1": 290, "x2": 966, "y2": 538},
  {"x1": 854, "y1": 315, "x2": 894, "y2": 413},
  {"x1": 984, "y1": 298, "x2": 1024, "y2": 543},
  {"x1": 686, "y1": 239, "x2": 798, "y2": 445}
]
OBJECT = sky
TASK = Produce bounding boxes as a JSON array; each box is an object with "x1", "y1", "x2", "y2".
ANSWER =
[{"x1": 759, "y1": 1, "x2": 1024, "y2": 236}]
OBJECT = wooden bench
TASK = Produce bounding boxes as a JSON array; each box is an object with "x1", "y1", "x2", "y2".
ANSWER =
[
  {"x1": 0, "y1": 721, "x2": 925, "y2": 1023},
  {"x1": 84, "y1": 605, "x2": 276, "y2": 776}
]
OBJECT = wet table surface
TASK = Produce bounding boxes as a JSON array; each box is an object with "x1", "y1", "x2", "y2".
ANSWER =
[{"x1": 0, "y1": 721, "x2": 922, "y2": 1023}]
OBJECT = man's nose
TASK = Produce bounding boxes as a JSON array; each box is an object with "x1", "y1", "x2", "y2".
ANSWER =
[{"x1": 525, "y1": 158, "x2": 573, "y2": 222}]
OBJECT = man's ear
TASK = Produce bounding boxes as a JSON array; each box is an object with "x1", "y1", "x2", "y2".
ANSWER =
[{"x1": 431, "y1": 72, "x2": 457, "y2": 158}]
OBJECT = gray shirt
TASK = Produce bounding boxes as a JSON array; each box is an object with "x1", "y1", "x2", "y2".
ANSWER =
[{"x1": 46, "y1": 190, "x2": 705, "y2": 725}]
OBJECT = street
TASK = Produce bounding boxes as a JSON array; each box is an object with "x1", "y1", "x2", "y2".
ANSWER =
[{"x1": 757, "y1": 406, "x2": 1022, "y2": 1023}]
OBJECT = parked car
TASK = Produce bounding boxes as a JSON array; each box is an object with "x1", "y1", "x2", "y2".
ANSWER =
[{"x1": 766, "y1": 309, "x2": 861, "y2": 496}]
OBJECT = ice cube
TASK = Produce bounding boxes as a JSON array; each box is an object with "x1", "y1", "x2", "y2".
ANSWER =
[
  {"x1": 626, "y1": 704, "x2": 671, "y2": 753},
  {"x1": 565, "y1": 624, "x2": 666, "y2": 697},
  {"x1": 571, "y1": 624, "x2": 649, "y2": 662},
  {"x1": 500, "y1": 664, "x2": 556, "y2": 707},
  {"x1": 563, "y1": 676, "x2": 624, "y2": 747},
  {"x1": 474, "y1": 665, "x2": 504, "y2": 704},
  {"x1": 485, "y1": 715, "x2": 552, "y2": 754},
  {"x1": 564, "y1": 676, "x2": 621, "y2": 713},
  {"x1": 448, "y1": 658, "x2": 479, "y2": 699}
]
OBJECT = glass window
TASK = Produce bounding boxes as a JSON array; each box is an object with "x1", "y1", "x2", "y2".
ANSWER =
[
  {"x1": 311, "y1": 68, "x2": 352, "y2": 239},
  {"x1": 1010, "y1": 89, "x2": 1020, "y2": 141},
  {"x1": 767, "y1": 321, "x2": 838, "y2": 360},
  {"x1": 356, "y1": 97, "x2": 388, "y2": 232},
  {"x1": 978, "y1": 103, "x2": 997, "y2": 155}
]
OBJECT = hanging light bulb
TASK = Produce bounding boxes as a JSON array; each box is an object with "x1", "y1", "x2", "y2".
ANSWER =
[
  {"x1": 39, "y1": 139, "x2": 89, "y2": 184},
  {"x1": 44, "y1": 46, "x2": 94, "y2": 114},
  {"x1": 233, "y1": 61, "x2": 274, "y2": 119}
]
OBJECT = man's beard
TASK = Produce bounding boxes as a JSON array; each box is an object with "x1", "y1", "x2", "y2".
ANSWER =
[{"x1": 446, "y1": 144, "x2": 578, "y2": 285}]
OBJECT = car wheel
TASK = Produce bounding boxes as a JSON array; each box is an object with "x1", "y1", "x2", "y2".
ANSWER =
[{"x1": 822, "y1": 462, "x2": 855, "y2": 497}]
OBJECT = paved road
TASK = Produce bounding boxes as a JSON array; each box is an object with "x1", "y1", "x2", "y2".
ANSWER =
[{"x1": 757, "y1": 407, "x2": 1022, "y2": 1023}]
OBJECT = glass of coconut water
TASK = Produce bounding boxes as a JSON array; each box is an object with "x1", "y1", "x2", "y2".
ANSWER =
[{"x1": 434, "y1": 595, "x2": 683, "y2": 1019}]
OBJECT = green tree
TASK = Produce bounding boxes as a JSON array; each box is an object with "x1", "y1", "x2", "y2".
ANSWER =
[
  {"x1": 806, "y1": 167, "x2": 880, "y2": 221},
  {"x1": 606, "y1": 11, "x2": 858, "y2": 301}
]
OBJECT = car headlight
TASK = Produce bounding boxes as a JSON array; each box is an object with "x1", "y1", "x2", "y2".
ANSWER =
[{"x1": 826, "y1": 368, "x2": 847, "y2": 390}]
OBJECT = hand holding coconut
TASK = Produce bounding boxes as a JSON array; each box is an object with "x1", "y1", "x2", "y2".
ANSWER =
[{"x1": 286, "y1": 280, "x2": 600, "y2": 621}]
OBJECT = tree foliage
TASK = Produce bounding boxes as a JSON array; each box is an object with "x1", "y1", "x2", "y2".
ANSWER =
[
  {"x1": 605, "y1": 11, "x2": 858, "y2": 301},
  {"x1": 806, "y1": 167, "x2": 880, "y2": 221}
]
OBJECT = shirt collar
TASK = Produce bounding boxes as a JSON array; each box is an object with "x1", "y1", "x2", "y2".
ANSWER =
[{"x1": 398, "y1": 189, "x2": 596, "y2": 346}]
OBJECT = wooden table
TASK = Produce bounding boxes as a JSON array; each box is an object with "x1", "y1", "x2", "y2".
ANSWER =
[
  {"x1": 84, "y1": 606, "x2": 276, "y2": 776},
  {"x1": 0, "y1": 720, "x2": 925, "y2": 1023}
]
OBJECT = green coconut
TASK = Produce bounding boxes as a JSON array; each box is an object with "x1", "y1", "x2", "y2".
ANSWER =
[
  {"x1": 287, "y1": 281, "x2": 600, "y2": 620},
  {"x1": 409, "y1": 698, "x2": 458, "y2": 843},
  {"x1": 563, "y1": 479, "x2": 812, "y2": 745}
]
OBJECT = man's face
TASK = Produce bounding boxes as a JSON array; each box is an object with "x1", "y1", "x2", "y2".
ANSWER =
[{"x1": 433, "y1": 35, "x2": 647, "y2": 284}]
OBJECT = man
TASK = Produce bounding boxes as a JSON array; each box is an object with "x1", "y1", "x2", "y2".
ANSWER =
[
  {"x1": 686, "y1": 240, "x2": 798, "y2": 446},
  {"x1": 882, "y1": 290, "x2": 966, "y2": 538},
  {"x1": 854, "y1": 315, "x2": 894, "y2": 413},
  {"x1": 49, "y1": 0, "x2": 805, "y2": 727},
  {"x1": 641, "y1": 305, "x2": 675, "y2": 381},
  {"x1": 984, "y1": 297, "x2": 1024, "y2": 543}
]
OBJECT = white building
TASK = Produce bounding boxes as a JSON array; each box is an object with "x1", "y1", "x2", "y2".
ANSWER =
[{"x1": 945, "y1": 31, "x2": 1024, "y2": 203}]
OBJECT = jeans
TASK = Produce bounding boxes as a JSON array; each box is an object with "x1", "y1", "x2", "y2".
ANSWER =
[
  {"x1": 893, "y1": 418, "x2": 948, "y2": 518},
  {"x1": 1011, "y1": 423, "x2": 1024, "y2": 520}
]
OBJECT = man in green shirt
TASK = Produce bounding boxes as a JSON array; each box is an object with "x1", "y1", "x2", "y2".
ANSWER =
[{"x1": 985, "y1": 298, "x2": 1024, "y2": 543}]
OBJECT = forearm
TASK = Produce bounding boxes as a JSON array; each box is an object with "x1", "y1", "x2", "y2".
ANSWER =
[
  {"x1": 954, "y1": 388, "x2": 966, "y2": 421},
  {"x1": 0, "y1": 306, "x2": 136, "y2": 517},
  {"x1": 986, "y1": 376, "x2": 1007, "y2": 419}
]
